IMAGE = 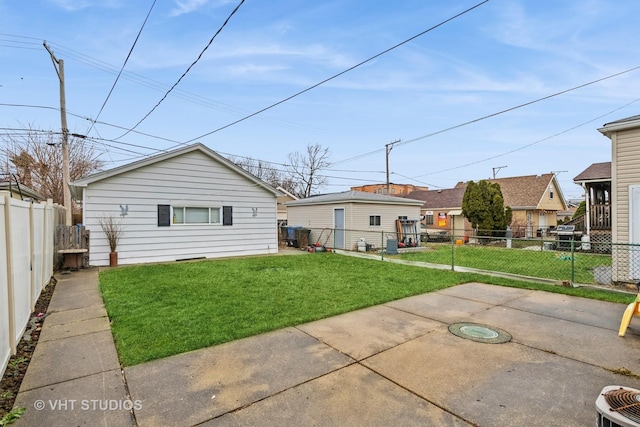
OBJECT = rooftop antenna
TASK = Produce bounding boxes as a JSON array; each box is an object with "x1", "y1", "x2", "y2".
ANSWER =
[{"x1": 492, "y1": 165, "x2": 507, "y2": 179}]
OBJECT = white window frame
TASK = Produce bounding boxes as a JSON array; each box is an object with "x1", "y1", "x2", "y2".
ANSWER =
[
  {"x1": 172, "y1": 206, "x2": 222, "y2": 225},
  {"x1": 369, "y1": 214, "x2": 381, "y2": 227}
]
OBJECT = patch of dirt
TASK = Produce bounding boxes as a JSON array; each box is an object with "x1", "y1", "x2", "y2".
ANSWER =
[{"x1": 0, "y1": 277, "x2": 57, "y2": 418}]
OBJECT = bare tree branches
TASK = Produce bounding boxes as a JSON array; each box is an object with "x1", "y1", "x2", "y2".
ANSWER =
[
  {"x1": 0, "y1": 123, "x2": 103, "y2": 206},
  {"x1": 227, "y1": 156, "x2": 284, "y2": 187},
  {"x1": 286, "y1": 143, "x2": 331, "y2": 198},
  {"x1": 229, "y1": 143, "x2": 331, "y2": 198}
]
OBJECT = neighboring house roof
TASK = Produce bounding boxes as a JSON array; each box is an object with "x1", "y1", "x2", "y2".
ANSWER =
[
  {"x1": 0, "y1": 181, "x2": 45, "y2": 201},
  {"x1": 573, "y1": 162, "x2": 611, "y2": 183},
  {"x1": 286, "y1": 190, "x2": 424, "y2": 207},
  {"x1": 410, "y1": 173, "x2": 566, "y2": 211},
  {"x1": 69, "y1": 143, "x2": 281, "y2": 200},
  {"x1": 598, "y1": 114, "x2": 640, "y2": 136},
  {"x1": 405, "y1": 188, "x2": 466, "y2": 210},
  {"x1": 453, "y1": 173, "x2": 566, "y2": 210}
]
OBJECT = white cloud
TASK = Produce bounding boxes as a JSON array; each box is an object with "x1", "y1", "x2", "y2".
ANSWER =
[
  {"x1": 170, "y1": 0, "x2": 235, "y2": 17},
  {"x1": 48, "y1": 0, "x2": 121, "y2": 11},
  {"x1": 170, "y1": 0, "x2": 208, "y2": 17}
]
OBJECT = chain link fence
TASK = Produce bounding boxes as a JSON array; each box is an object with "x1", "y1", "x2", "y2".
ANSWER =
[{"x1": 278, "y1": 226, "x2": 640, "y2": 288}]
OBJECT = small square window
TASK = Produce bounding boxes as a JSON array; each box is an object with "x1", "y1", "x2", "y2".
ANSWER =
[{"x1": 369, "y1": 215, "x2": 381, "y2": 226}]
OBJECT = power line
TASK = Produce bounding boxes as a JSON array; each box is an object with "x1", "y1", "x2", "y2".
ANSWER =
[
  {"x1": 113, "y1": 0, "x2": 246, "y2": 140},
  {"x1": 1, "y1": 31, "x2": 340, "y2": 138},
  {"x1": 396, "y1": 65, "x2": 640, "y2": 151},
  {"x1": 409, "y1": 97, "x2": 640, "y2": 180},
  {"x1": 333, "y1": 64, "x2": 640, "y2": 166},
  {"x1": 180, "y1": 0, "x2": 490, "y2": 145},
  {"x1": 46, "y1": 41, "x2": 331, "y2": 134},
  {"x1": 85, "y1": 0, "x2": 157, "y2": 138},
  {"x1": 391, "y1": 172, "x2": 440, "y2": 189},
  {"x1": 0, "y1": 102, "x2": 181, "y2": 145}
]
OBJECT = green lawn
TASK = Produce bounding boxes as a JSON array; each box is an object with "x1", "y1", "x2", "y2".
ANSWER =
[
  {"x1": 394, "y1": 244, "x2": 612, "y2": 284},
  {"x1": 100, "y1": 253, "x2": 630, "y2": 366}
]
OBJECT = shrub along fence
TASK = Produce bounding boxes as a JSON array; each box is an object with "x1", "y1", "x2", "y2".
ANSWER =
[
  {"x1": 0, "y1": 192, "x2": 64, "y2": 378},
  {"x1": 280, "y1": 226, "x2": 638, "y2": 289}
]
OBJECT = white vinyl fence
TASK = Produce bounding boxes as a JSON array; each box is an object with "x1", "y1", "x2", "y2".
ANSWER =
[{"x1": 0, "y1": 191, "x2": 61, "y2": 377}]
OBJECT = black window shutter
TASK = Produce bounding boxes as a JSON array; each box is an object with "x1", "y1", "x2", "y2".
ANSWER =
[
  {"x1": 158, "y1": 205, "x2": 171, "y2": 226},
  {"x1": 223, "y1": 206, "x2": 233, "y2": 226}
]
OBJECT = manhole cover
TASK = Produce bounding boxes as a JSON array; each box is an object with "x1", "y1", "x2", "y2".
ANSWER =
[{"x1": 448, "y1": 322, "x2": 512, "y2": 344}]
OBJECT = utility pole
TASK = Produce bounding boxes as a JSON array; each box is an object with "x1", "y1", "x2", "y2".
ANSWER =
[
  {"x1": 492, "y1": 165, "x2": 507, "y2": 179},
  {"x1": 44, "y1": 41, "x2": 72, "y2": 226},
  {"x1": 385, "y1": 139, "x2": 400, "y2": 194}
]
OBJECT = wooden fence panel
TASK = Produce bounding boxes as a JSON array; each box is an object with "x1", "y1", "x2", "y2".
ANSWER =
[{"x1": 54, "y1": 224, "x2": 90, "y2": 269}]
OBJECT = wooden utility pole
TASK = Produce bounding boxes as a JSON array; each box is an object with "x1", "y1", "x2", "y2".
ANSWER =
[
  {"x1": 385, "y1": 139, "x2": 400, "y2": 195},
  {"x1": 44, "y1": 42, "x2": 72, "y2": 226}
]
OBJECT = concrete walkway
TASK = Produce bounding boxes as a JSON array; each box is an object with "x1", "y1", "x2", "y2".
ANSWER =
[
  {"x1": 13, "y1": 269, "x2": 134, "y2": 426},
  {"x1": 13, "y1": 265, "x2": 640, "y2": 426}
]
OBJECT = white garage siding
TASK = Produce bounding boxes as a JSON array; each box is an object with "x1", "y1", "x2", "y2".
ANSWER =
[
  {"x1": 74, "y1": 145, "x2": 279, "y2": 266},
  {"x1": 286, "y1": 191, "x2": 422, "y2": 251}
]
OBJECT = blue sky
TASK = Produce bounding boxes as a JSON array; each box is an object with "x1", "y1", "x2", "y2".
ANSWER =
[{"x1": 1, "y1": 0, "x2": 639, "y2": 200}]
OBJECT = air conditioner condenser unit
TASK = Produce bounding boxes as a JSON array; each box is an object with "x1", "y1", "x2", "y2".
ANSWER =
[{"x1": 597, "y1": 385, "x2": 640, "y2": 427}]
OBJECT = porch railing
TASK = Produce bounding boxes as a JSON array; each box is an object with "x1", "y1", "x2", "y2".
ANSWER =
[{"x1": 590, "y1": 204, "x2": 611, "y2": 230}]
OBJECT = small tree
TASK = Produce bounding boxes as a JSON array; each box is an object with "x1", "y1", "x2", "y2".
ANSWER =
[
  {"x1": 573, "y1": 201, "x2": 586, "y2": 219},
  {"x1": 97, "y1": 214, "x2": 123, "y2": 253},
  {"x1": 461, "y1": 180, "x2": 510, "y2": 237}
]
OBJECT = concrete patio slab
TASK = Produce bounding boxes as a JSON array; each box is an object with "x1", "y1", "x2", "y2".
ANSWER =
[
  {"x1": 208, "y1": 363, "x2": 472, "y2": 427},
  {"x1": 464, "y1": 304, "x2": 640, "y2": 374},
  {"x1": 297, "y1": 304, "x2": 442, "y2": 360},
  {"x1": 13, "y1": 370, "x2": 134, "y2": 427},
  {"x1": 19, "y1": 330, "x2": 120, "y2": 391},
  {"x1": 362, "y1": 325, "x2": 640, "y2": 426},
  {"x1": 503, "y1": 289, "x2": 639, "y2": 333},
  {"x1": 125, "y1": 327, "x2": 354, "y2": 427},
  {"x1": 438, "y1": 282, "x2": 533, "y2": 305},
  {"x1": 385, "y1": 292, "x2": 495, "y2": 324}
]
